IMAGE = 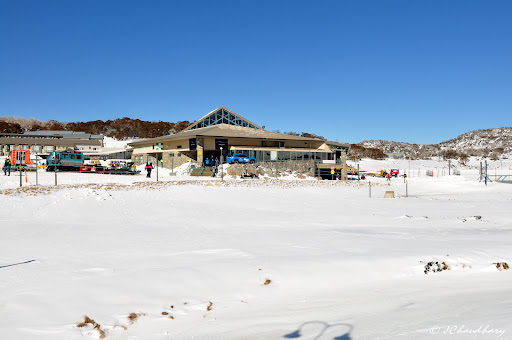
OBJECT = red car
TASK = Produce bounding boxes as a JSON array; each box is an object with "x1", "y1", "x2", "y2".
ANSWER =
[{"x1": 390, "y1": 169, "x2": 399, "y2": 177}]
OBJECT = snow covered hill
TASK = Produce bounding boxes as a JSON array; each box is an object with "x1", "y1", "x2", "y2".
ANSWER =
[
  {"x1": 439, "y1": 127, "x2": 512, "y2": 152},
  {"x1": 360, "y1": 127, "x2": 512, "y2": 158}
]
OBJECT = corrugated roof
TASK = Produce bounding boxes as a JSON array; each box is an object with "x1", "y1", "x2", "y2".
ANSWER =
[
  {"x1": 23, "y1": 131, "x2": 103, "y2": 140},
  {"x1": 129, "y1": 124, "x2": 325, "y2": 147},
  {"x1": 325, "y1": 141, "x2": 351, "y2": 147},
  {"x1": 0, "y1": 137, "x2": 101, "y2": 146}
]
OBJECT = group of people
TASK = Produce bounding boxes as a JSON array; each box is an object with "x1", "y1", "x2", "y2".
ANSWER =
[
  {"x1": 3, "y1": 158, "x2": 11, "y2": 176},
  {"x1": 204, "y1": 156, "x2": 219, "y2": 168},
  {"x1": 204, "y1": 156, "x2": 221, "y2": 177}
]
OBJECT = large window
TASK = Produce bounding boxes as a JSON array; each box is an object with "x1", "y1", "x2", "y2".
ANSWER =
[
  {"x1": 189, "y1": 138, "x2": 197, "y2": 150},
  {"x1": 188, "y1": 108, "x2": 258, "y2": 130},
  {"x1": 231, "y1": 150, "x2": 333, "y2": 163},
  {"x1": 215, "y1": 139, "x2": 228, "y2": 150}
]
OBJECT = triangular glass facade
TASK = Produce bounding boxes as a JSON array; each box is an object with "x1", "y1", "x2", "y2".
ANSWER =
[{"x1": 187, "y1": 108, "x2": 259, "y2": 130}]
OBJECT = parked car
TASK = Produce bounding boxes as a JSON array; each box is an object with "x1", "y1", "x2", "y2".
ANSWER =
[
  {"x1": 390, "y1": 169, "x2": 399, "y2": 177},
  {"x1": 227, "y1": 154, "x2": 257, "y2": 164}
]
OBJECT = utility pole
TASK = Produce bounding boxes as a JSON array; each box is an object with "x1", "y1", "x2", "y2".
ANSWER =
[
  {"x1": 341, "y1": 152, "x2": 347, "y2": 180},
  {"x1": 156, "y1": 154, "x2": 159, "y2": 182},
  {"x1": 220, "y1": 147, "x2": 223, "y2": 179},
  {"x1": 485, "y1": 160, "x2": 488, "y2": 186},
  {"x1": 448, "y1": 159, "x2": 451, "y2": 175},
  {"x1": 35, "y1": 152, "x2": 38, "y2": 185},
  {"x1": 54, "y1": 152, "x2": 58, "y2": 186},
  {"x1": 221, "y1": 150, "x2": 224, "y2": 180}
]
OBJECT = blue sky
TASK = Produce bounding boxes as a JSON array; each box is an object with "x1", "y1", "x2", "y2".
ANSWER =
[{"x1": 1, "y1": 1, "x2": 511, "y2": 144}]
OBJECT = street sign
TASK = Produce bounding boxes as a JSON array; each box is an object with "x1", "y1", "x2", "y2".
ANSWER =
[
  {"x1": 331, "y1": 170, "x2": 335, "y2": 174},
  {"x1": 331, "y1": 165, "x2": 334, "y2": 171}
]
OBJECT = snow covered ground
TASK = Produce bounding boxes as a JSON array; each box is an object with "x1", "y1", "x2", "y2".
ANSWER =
[
  {"x1": 102, "y1": 137, "x2": 134, "y2": 149},
  {"x1": 1, "y1": 159, "x2": 511, "y2": 340}
]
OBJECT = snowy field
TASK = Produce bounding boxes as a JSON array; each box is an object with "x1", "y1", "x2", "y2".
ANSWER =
[{"x1": 1, "y1": 159, "x2": 512, "y2": 340}]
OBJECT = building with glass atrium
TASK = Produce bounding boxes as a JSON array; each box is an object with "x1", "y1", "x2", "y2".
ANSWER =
[{"x1": 129, "y1": 107, "x2": 350, "y2": 169}]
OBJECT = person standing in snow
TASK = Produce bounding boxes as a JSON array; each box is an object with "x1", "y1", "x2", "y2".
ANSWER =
[
  {"x1": 386, "y1": 172, "x2": 391, "y2": 182},
  {"x1": 145, "y1": 163, "x2": 153, "y2": 178},
  {"x1": 205, "y1": 157, "x2": 210, "y2": 168},
  {"x1": 3, "y1": 158, "x2": 11, "y2": 176}
]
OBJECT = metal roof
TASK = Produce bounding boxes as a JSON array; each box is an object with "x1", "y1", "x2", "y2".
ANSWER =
[
  {"x1": 129, "y1": 124, "x2": 326, "y2": 147},
  {"x1": 0, "y1": 137, "x2": 102, "y2": 146}
]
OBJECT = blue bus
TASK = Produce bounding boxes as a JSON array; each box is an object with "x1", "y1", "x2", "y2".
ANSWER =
[{"x1": 46, "y1": 151, "x2": 84, "y2": 171}]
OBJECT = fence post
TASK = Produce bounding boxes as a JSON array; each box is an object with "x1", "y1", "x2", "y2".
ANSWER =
[
  {"x1": 369, "y1": 181, "x2": 371, "y2": 198},
  {"x1": 35, "y1": 153, "x2": 38, "y2": 185}
]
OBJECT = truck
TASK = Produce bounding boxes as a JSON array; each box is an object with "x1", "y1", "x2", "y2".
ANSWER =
[
  {"x1": 346, "y1": 167, "x2": 359, "y2": 175},
  {"x1": 377, "y1": 170, "x2": 388, "y2": 177},
  {"x1": 9, "y1": 150, "x2": 33, "y2": 171}
]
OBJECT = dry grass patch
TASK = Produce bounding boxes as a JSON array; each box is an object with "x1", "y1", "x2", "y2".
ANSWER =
[
  {"x1": 423, "y1": 261, "x2": 450, "y2": 274},
  {"x1": 206, "y1": 301, "x2": 213, "y2": 311},
  {"x1": 76, "y1": 315, "x2": 96, "y2": 328},
  {"x1": 76, "y1": 315, "x2": 106, "y2": 339},
  {"x1": 127, "y1": 312, "x2": 145, "y2": 324},
  {"x1": 94, "y1": 324, "x2": 106, "y2": 339},
  {"x1": 263, "y1": 279, "x2": 272, "y2": 285},
  {"x1": 0, "y1": 178, "x2": 367, "y2": 198},
  {"x1": 495, "y1": 262, "x2": 510, "y2": 271}
]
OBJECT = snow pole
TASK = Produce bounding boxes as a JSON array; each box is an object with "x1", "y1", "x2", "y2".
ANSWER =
[
  {"x1": 485, "y1": 160, "x2": 488, "y2": 186},
  {"x1": 25, "y1": 170, "x2": 27, "y2": 183},
  {"x1": 35, "y1": 153, "x2": 38, "y2": 185}
]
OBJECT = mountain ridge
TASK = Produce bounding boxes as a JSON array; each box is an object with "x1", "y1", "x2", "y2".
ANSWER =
[{"x1": 359, "y1": 127, "x2": 512, "y2": 159}]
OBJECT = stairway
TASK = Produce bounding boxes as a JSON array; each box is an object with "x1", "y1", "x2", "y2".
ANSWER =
[{"x1": 190, "y1": 167, "x2": 214, "y2": 177}]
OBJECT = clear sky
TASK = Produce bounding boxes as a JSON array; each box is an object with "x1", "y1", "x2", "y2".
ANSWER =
[{"x1": 1, "y1": 0, "x2": 511, "y2": 144}]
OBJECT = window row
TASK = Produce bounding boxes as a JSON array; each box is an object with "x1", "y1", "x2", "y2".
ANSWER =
[
  {"x1": 231, "y1": 150, "x2": 335, "y2": 162},
  {"x1": 0, "y1": 145, "x2": 54, "y2": 153}
]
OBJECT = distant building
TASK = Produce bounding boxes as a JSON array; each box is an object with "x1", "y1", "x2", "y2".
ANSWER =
[
  {"x1": 0, "y1": 131, "x2": 103, "y2": 157},
  {"x1": 129, "y1": 106, "x2": 350, "y2": 169},
  {"x1": 386, "y1": 152, "x2": 405, "y2": 159}
]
